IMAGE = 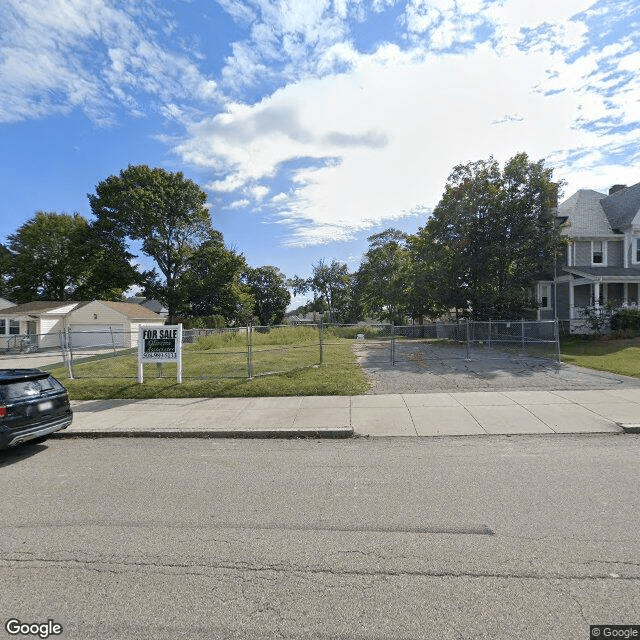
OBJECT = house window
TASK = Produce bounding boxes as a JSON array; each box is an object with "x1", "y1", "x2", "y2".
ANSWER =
[
  {"x1": 592, "y1": 240, "x2": 606, "y2": 265},
  {"x1": 635, "y1": 238, "x2": 640, "y2": 263},
  {"x1": 539, "y1": 284, "x2": 551, "y2": 309},
  {"x1": 0, "y1": 320, "x2": 5, "y2": 335},
  {"x1": 9, "y1": 320, "x2": 20, "y2": 335}
]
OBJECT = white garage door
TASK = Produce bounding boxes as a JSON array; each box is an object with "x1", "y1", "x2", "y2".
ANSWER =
[{"x1": 69, "y1": 324, "x2": 126, "y2": 348}]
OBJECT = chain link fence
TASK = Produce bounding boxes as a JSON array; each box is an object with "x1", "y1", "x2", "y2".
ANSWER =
[{"x1": 0, "y1": 319, "x2": 561, "y2": 380}]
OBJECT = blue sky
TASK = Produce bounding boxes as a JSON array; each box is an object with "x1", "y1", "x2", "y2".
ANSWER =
[{"x1": 1, "y1": 0, "x2": 639, "y2": 305}]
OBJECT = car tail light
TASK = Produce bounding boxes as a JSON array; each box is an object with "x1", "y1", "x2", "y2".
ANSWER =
[{"x1": 0, "y1": 406, "x2": 5, "y2": 418}]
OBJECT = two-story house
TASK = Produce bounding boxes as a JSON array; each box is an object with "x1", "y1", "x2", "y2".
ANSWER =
[{"x1": 536, "y1": 182, "x2": 640, "y2": 330}]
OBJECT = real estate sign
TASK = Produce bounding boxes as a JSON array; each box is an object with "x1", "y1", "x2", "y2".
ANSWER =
[{"x1": 137, "y1": 324, "x2": 182, "y2": 383}]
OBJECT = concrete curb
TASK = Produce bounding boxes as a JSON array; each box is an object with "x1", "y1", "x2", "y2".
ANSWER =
[
  {"x1": 617, "y1": 423, "x2": 640, "y2": 433},
  {"x1": 53, "y1": 426, "x2": 354, "y2": 440}
]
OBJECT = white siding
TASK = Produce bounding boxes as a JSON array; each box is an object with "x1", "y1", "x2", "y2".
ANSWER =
[
  {"x1": 38, "y1": 316, "x2": 65, "y2": 349},
  {"x1": 68, "y1": 301, "x2": 132, "y2": 330}
]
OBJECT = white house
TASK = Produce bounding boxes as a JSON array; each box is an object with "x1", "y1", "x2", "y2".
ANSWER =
[{"x1": 0, "y1": 300, "x2": 165, "y2": 351}]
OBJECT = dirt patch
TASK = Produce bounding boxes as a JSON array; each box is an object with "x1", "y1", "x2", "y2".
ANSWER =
[{"x1": 356, "y1": 340, "x2": 640, "y2": 394}]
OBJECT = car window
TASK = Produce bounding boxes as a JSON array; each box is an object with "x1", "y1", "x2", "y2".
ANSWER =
[{"x1": 0, "y1": 376, "x2": 64, "y2": 401}]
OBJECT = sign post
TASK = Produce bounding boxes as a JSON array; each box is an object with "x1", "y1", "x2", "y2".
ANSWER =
[{"x1": 137, "y1": 324, "x2": 182, "y2": 383}]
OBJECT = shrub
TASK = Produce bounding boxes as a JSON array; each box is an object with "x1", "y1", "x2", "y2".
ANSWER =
[{"x1": 610, "y1": 308, "x2": 640, "y2": 332}]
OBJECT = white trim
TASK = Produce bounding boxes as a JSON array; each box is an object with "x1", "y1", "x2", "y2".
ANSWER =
[
  {"x1": 569, "y1": 278, "x2": 575, "y2": 318},
  {"x1": 632, "y1": 237, "x2": 640, "y2": 265},
  {"x1": 538, "y1": 283, "x2": 552, "y2": 310},
  {"x1": 591, "y1": 240, "x2": 607, "y2": 266}
]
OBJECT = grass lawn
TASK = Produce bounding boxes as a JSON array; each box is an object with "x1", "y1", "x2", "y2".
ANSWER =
[
  {"x1": 42, "y1": 326, "x2": 371, "y2": 399},
  {"x1": 560, "y1": 335, "x2": 640, "y2": 378}
]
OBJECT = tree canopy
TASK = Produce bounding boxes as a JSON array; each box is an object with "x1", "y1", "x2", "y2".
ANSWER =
[
  {"x1": 89, "y1": 164, "x2": 215, "y2": 322},
  {"x1": 243, "y1": 266, "x2": 291, "y2": 326},
  {"x1": 416, "y1": 153, "x2": 563, "y2": 319},
  {"x1": 6, "y1": 211, "x2": 139, "y2": 302},
  {"x1": 355, "y1": 229, "x2": 411, "y2": 324},
  {"x1": 175, "y1": 239, "x2": 254, "y2": 324},
  {"x1": 291, "y1": 259, "x2": 352, "y2": 324}
]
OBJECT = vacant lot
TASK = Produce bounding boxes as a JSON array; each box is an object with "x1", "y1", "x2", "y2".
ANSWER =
[
  {"x1": 357, "y1": 338, "x2": 640, "y2": 394},
  {"x1": 5, "y1": 332, "x2": 640, "y2": 399},
  {"x1": 40, "y1": 326, "x2": 372, "y2": 400}
]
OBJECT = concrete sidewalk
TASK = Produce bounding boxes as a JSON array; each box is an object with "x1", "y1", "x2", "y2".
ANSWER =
[{"x1": 58, "y1": 388, "x2": 640, "y2": 439}]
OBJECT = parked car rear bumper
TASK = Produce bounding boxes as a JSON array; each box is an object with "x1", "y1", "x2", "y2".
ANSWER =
[{"x1": 0, "y1": 413, "x2": 73, "y2": 448}]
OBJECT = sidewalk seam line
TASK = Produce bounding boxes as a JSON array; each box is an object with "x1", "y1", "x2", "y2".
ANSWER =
[
  {"x1": 401, "y1": 395, "x2": 419, "y2": 436},
  {"x1": 517, "y1": 401, "x2": 556, "y2": 434}
]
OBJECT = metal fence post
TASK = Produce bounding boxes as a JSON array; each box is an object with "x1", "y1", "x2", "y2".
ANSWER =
[
  {"x1": 488, "y1": 319, "x2": 492, "y2": 348},
  {"x1": 66, "y1": 327, "x2": 75, "y2": 379},
  {"x1": 319, "y1": 321, "x2": 324, "y2": 365},
  {"x1": 59, "y1": 331, "x2": 73, "y2": 380},
  {"x1": 110, "y1": 325, "x2": 117, "y2": 353},
  {"x1": 521, "y1": 319, "x2": 525, "y2": 350},
  {"x1": 555, "y1": 318, "x2": 562, "y2": 364},
  {"x1": 391, "y1": 322, "x2": 395, "y2": 365},
  {"x1": 247, "y1": 323, "x2": 253, "y2": 378},
  {"x1": 465, "y1": 319, "x2": 471, "y2": 361}
]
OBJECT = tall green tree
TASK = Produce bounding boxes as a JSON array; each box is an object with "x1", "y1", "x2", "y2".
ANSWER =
[
  {"x1": 243, "y1": 266, "x2": 291, "y2": 326},
  {"x1": 420, "y1": 153, "x2": 563, "y2": 319},
  {"x1": 291, "y1": 259, "x2": 352, "y2": 323},
  {"x1": 0, "y1": 244, "x2": 13, "y2": 299},
  {"x1": 355, "y1": 229, "x2": 411, "y2": 324},
  {"x1": 89, "y1": 165, "x2": 215, "y2": 322},
  {"x1": 174, "y1": 239, "x2": 254, "y2": 325},
  {"x1": 407, "y1": 227, "x2": 464, "y2": 321},
  {"x1": 6, "y1": 211, "x2": 139, "y2": 302}
]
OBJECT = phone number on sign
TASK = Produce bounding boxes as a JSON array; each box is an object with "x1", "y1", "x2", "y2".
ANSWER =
[{"x1": 142, "y1": 352, "x2": 177, "y2": 359}]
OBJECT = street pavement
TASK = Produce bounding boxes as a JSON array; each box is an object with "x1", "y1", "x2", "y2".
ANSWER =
[{"x1": 60, "y1": 388, "x2": 640, "y2": 439}]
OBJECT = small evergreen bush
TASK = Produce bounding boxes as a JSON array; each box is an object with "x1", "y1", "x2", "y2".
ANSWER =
[{"x1": 610, "y1": 308, "x2": 640, "y2": 332}]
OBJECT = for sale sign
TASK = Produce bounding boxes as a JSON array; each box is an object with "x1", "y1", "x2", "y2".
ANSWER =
[{"x1": 137, "y1": 324, "x2": 182, "y2": 382}]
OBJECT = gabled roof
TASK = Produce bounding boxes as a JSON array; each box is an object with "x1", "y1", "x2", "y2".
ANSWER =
[
  {"x1": 1, "y1": 301, "x2": 81, "y2": 315},
  {"x1": 96, "y1": 300, "x2": 162, "y2": 319},
  {"x1": 1, "y1": 300, "x2": 162, "y2": 320},
  {"x1": 557, "y1": 189, "x2": 612, "y2": 237},
  {"x1": 600, "y1": 182, "x2": 640, "y2": 230}
]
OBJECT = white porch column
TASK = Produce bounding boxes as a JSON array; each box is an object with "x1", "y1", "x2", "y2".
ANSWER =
[
  {"x1": 624, "y1": 283, "x2": 629, "y2": 306},
  {"x1": 594, "y1": 282, "x2": 600, "y2": 308},
  {"x1": 569, "y1": 279, "x2": 575, "y2": 319}
]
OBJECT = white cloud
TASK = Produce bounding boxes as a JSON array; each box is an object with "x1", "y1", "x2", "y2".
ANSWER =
[
  {"x1": 0, "y1": 0, "x2": 219, "y2": 124},
  {"x1": 246, "y1": 185, "x2": 270, "y2": 201},
  {"x1": 168, "y1": 0, "x2": 638, "y2": 245},
  {"x1": 218, "y1": 0, "x2": 372, "y2": 90},
  {"x1": 177, "y1": 37, "x2": 622, "y2": 244},
  {"x1": 228, "y1": 198, "x2": 251, "y2": 209}
]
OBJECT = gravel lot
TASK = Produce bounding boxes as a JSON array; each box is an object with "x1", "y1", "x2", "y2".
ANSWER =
[{"x1": 356, "y1": 339, "x2": 640, "y2": 394}]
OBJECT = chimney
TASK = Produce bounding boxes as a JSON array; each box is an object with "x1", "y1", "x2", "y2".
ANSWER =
[{"x1": 609, "y1": 184, "x2": 627, "y2": 195}]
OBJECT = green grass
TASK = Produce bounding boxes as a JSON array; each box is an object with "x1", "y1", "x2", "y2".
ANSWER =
[
  {"x1": 42, "y1": 334, "x2": 370, "y2": 400},
  {"x1": 560, "y1": 335, "x2": 640, "y2": 378}
]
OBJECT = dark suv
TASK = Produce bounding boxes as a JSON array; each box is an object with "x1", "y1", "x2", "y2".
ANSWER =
[{"x1": 0, "y1": 369, "x2": 72, "y2": 449}]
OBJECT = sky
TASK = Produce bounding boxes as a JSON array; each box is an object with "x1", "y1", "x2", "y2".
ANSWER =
[{"x1": 1, "y1": 0, "x2": 639, "y2": 305}]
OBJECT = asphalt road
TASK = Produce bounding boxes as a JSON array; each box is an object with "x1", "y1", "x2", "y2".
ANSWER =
[{"x1": 1, "y1": 435, "x2": 639, "y2": 640}]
